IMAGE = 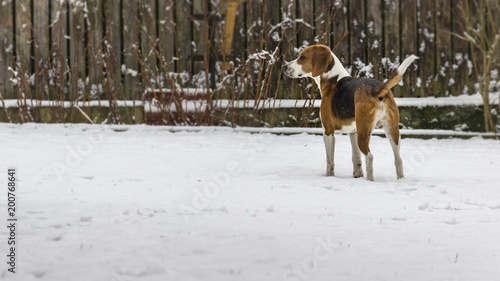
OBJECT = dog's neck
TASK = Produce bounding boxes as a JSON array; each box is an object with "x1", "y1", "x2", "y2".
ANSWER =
[{"x1": 312, "y1": 53, "x2": 350, "y2": 89}]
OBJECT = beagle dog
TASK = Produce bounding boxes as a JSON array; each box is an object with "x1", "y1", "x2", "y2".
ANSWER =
[{"x1": 282, "y1": 44, "x2": 418, "y2": 181}]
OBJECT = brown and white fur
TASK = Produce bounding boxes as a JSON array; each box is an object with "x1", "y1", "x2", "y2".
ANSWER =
[{"x1": 282, "y1": 44, "x2": 418, "y2": 181}]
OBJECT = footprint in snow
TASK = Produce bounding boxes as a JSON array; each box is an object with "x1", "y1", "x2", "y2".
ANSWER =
[
  {"x1": 50, "y1": 234, "x2": 63, "y2": 241},
  {"x1": 80, "y1": 216, "x2": 92, "y2": 222},
  {"x1": 32, "y1": 270, "x2": 46, "y2": 278}
]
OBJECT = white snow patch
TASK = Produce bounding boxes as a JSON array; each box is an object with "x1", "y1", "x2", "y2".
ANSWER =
[{"x1": 0, "y1": 123, "x2": 499, "y2": 281}]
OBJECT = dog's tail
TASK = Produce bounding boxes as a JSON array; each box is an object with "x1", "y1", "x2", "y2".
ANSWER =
[{"x1": 375, "y1": 55, "x2": 418, "y2": 99}]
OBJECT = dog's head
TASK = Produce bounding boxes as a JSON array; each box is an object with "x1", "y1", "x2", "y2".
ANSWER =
[{"x1": 282, "y1": 45, "x2": 334, "y2": 78}]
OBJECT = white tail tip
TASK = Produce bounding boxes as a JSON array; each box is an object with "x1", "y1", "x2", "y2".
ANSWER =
[{"x1": 397, "y1": 55, "x2": 419, "y2": 75}]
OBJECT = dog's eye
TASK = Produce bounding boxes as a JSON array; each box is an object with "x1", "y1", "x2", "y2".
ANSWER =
[{"x1": 300, "y1": 56, "x2": 306, "y2": 60}]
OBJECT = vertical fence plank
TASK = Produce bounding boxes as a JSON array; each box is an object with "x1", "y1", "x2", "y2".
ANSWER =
[
  {"x1": 490, "y1": 0, "x2": 500, "y2": 99},
  {"x1": 16, "y1": 0, "x2": 32, "y2": 80},
  {"x1": 296, "y1": 0, "x2": 315, "y2": 100},
  {"x1": 0, "y1": 0, "x2": 15, "y2": 99},
  {"x1": 349, "y1": 0, "x2": 367, "y2": 77},
  {"x1": 86, "y1": 0, "x2": 102, "y2": 99},
  {"x1": 33, "y1": 0, "x2": 49, "y2": 99},
  {"x1": 435, "y1": 0, "x2": 452, "y2": 96},
  {"x1": 298, "y1": 0, "x2": 314, "y2": 49},
  {"x1": 263, "y1": 0, "x2": 280, "y2": 100},
  {"x1": 246, "y1": 0, "x2": 262, "y2": 98},
  {"x1": 192, "y1": 0, "x2": 206, "y2": 79},
  {"x1": 366, "y1": 0, "x2": 383, "y2": 81},
  {"x1": 70, "y1": 2, "x2": 86, "y2": 101},
  {"x1": 450, "y1": 0, "x2": 469, "y2": 96},
  {"x1": 332, "y1": 0, "x2": 349, "y2": 65},
  {"x1": 123, "y1": 0, "x2": 140, "y2": 101},
  {"x1": 158, "y1": 0, "x2": 174, "y2": 72},
  {"x1": 314, "y1": 0, "x2": 332, "y2": 46},
  {"x1": 418, "y1": 0, "x2": 436, "y2": 97},
  {"x1": 281, "y1": 0, "x2": 297, "y2": 99},
  {"x1": 104, "y1": 0, "x2": 121, "y2": 98},
  {"x1": 51, "y1": 0, "x2": 68, "y2": 102},
  {"x1": 383, "y1": 0, "x2": 400, "y2": 96},
  {"x1": 400, "y1": 0, "x2": 417, "y2": 97},
  {"x1": 232, "y1": 2, "x2": 246, "y2": 63},
  {"x1": 140, "y1": 0, "x2": 157, "y2": 89},
  {"x1": 175, "y1": 0, "x2": 192, "y2": 81}
]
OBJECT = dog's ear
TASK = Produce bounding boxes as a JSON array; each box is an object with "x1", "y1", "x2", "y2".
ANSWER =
[{"x1": 312, "y1": 46, "x2": 333, "y2": 77}]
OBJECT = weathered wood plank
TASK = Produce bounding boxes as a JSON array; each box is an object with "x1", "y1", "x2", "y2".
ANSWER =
[
  {"x1": 85, "y1": 0, "x2": 102, "y2": 99},
  {"x1": 123, "y1": 0, "x2": 140, "y2": 101},
  {"x1": 435, "y1": 0, "x2": 452, "y2": 96},
  {"x1": 297, "y1": 0, "x2": 315, "y2": 100},
  {"x1": 245, "y1": 0, "x2": 262, "y2": 98},
  {"x1": 383, "y1": 0, "x2": 400, "y2": 96},
  {"x1": 450, "y1": 0, "x2": 469, "y2": 96},
  {"x1": 175, "y1": 0, "x2": 192, "y2": 80},
  {"x1": 366, "y1": 0, "x2": 383, "y2": 81},
  {"x1": 281, "y1": 0, "x2": 297, "y2": 99},
  {"x1": 0, "y1": 0, "x2": 15, "y2": 99},
  {"x1": 349, "y1": 0, "x2": 366, "y2": 77},
  {"x1": 400, "y1": 0, "x2": 417, "y2": 97},
  {"x1": 158, "y1": 0, "x2": 175, "y2": 72},
  {"x1": 332, "y1": 0, "x2": 349, "y2": 65},
  {"x1": 104, "y1": 0, "x2": 122, "y2": 98},
  {"x1": 33, "y1": 0, "x2": 50, "y2": 99},
  {"x1": 314, "y1": 0, "x2": 332, "y2": 46},
  {"x1": 140, "y1": 0, "x2": 158, "y2": 90},
  {"x1": 263, "y1": 0, "x2": 280, "y2": 100},
  {"x1": 15, "y1": 0, "x2": 32, "y2": 79},
  {"x1": 298, "y1": 0, "x2": 314, "y2": 50},
  {"x1": 192, "y1": 0, "x2": 206, "y2": 76},
  {"x1": 69, "y1": 1, "x2": 86, "y2": 100},
  {"x1": 418, "y1": 0, "x2": 436, "y2": 97},
  {"x1": 232, "y1": 2, "x2": 246, "y2": 63}
]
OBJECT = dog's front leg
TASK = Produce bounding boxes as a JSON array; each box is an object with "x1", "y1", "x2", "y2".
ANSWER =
[{"x1": 323, "y1": 134, "x2": 335, "y2": 176}]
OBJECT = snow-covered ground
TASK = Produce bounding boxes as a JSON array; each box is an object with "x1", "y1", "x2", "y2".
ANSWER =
[{"x1": 0, "y1": 123, "x2": 499, "y2": 281}]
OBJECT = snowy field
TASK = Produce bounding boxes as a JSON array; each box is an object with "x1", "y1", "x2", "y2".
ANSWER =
[{"x1": 0, "y1": 123, "x2": 499, "y2": 281}]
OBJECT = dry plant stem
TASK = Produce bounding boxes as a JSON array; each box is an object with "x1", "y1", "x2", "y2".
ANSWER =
[
  {"x1": 444, "y1": 0, "x2": 500, "y2": 133},
  {"x1": 128, "y1": 1, "x2": 192, "y2": 125},
  {"x1": 0, "y1": 93, "x2": 11, "y2": 122}
]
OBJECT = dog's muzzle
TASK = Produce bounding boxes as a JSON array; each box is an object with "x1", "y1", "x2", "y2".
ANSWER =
[{"x1": 282, "y1": 63, "x2": 293, "y2": 77}]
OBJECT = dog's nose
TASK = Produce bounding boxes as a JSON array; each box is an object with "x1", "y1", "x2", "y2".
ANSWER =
[{"x1": 282, "y1": 64, "x2": 288, "y2": 71}]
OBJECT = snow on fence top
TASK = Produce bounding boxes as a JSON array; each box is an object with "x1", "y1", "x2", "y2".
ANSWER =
[{"x1": 1, "y1": 93, "x2": 498, "y2": 110}]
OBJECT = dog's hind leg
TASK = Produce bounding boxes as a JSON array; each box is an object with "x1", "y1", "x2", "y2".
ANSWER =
[
  {"x1": 349, "y1": 132, "x2": 363, "y2": 178},
  {"x1": 384, "y1": 124, "x2": 404, "y2": 179},
  {"x1": 357, "y1": 128, "x2": 374, "y2": 181},
  {"x1": 356, "y1": 102, "x2": 375, "y2": 181}
]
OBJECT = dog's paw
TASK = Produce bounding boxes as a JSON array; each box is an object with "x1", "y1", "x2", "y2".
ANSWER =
[
  {"x1": 325, "y1": 170, "x2": 335, "y2": 177},
  {"x1": 353, "y1": 170, "x2": 364, "y2": 178}
]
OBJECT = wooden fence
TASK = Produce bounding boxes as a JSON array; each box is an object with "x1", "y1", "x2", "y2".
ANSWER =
[{"x1": 0, "y1": 0, "x2": 493, "y2": 102}]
